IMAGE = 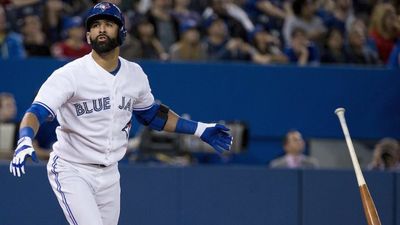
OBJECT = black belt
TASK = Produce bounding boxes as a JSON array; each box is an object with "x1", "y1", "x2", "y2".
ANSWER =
[{"x1": 91, "y1": 163, "x2": 107, "y2": 168}]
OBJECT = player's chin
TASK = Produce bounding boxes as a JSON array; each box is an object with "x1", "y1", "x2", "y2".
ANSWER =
[{"x1": 91, "y1": 39, "x2": 118, "y2": 53}]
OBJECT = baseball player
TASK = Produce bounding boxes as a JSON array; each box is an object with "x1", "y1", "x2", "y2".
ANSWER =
[{"x1": 9, "y1": 2, "x2": 233, "y2": 225}]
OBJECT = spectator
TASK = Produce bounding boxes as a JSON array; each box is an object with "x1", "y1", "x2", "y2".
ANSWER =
[
  {"x1": 224, "y1": 36, "x2": 254, "y2": 61},
  {"x1": 352, "y1": 0, "x2": 375, "y2": 23},
  {"x1": 284, "y1": 27, "x2": 319, "y2": 66},
  {"x1": 171, "y1": 0, "x2": 201, "y2": 25},
  {"x1": 0, "y1": 5, "x2": 26, "y2": 59},
  {"x1": 203, "y1": 0, "x2": 248, "y2": 40},
  {"x1": 2, "y1": 0, "x2": 43, "y2": 31},
  {"x1": 0, "y1": 92, "x2": 18, "y2": 159},
  {"x1": 368, "y1": 138, "x2": 400, "y2": 171},
  {"x1": 0, "y1": 92, "x2": 50, "y2": 160},
  {"x1": 43, "y1": 0, "x2": 64, "y2": 43},
  {"x1": 20, "y1": 14, "x2": 51, "y2": 57},
  {"x1": 124, "y1": 0, "x2": 145, "y2": 31},
  {"x1": 188, "y1": 0, "x2": 208, "y2": 14},
  {"x1": 283, "y1": 0, "x2": 327, "y2": 47},
  {"x1": 391, "y1": 0, "x2": 400, "y2": 14},
  {"x1": 0, "y1": 92, "x2": 16, "y2": 123},
  {"x1": 352, "y1": 17, "x2": 378, "y2": 52},
  {"x1": 170, "y1": 20, "x2": 207, "y2": 61},
  {"x1": 320, "y1": 27, "x2": 348, "y2": 64},
  {"x1": 51, "y1": 16, "x2": 91, "y2": 59},
  {"x1": 62, "y1": 0, "x2": 92, "y2": 16},
  {"x1": 131, "y1": 17, "x2": 168, "y2": 60},
  {"x1": 244, "y1": 0, "x2": 291, "y2": 35},
  {"x1": 317, "y1": 0, "x2": 355, "y2": 35},
  {"x1": 202, "y1": 16, "x2": 232, "y2": 60},
  {"x1": 369, "y1": 3, "x2": 400, "y2": 63},
  {"x1": 42, "y1": 0, "x2": 89, "y2": 43},
  {"x1": 345, "y1": 20, "x2": 380, "y2": 65},
  {"x1": 145, "y1": 0, "x2": 180, "y2": 51},
  {"x1": 269, "y1": 129, "x2": 319, "y2": 169},
  {"x1": 387, "y1": 39, "x2": 400, "y2": 68},
  {"x1": 249, "y1": 24, "x2": 288, "y2": 64},
  {"x1": 223, "y1": 0, "x2": 254, "y2": 33},
  {"x1": 119, "y1": 32, "x2": 142, "y2": 61}
]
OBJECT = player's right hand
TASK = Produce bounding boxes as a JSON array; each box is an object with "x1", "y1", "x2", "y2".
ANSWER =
[{"x1": 9, "y1": 137, "x2": 38, "y2": 177}]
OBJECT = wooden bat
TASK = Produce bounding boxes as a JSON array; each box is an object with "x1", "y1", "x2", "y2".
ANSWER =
[{"x1": 335, "y1": 108, "x2": 381, "y2": 225}]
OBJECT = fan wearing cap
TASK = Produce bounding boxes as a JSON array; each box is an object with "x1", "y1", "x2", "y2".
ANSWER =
[
  {"x1": 51, "y1": 16, "x2": 91, "y2": 59},
  {"x1": 9, "y1": 2, "x2": 233, "y2": 225},
  {"x1": 169, "y1": 20, "x2": 207, "y2": 61}
]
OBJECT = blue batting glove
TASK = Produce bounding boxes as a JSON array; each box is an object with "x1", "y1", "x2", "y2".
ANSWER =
[
  {"x1": 195, "y1": 123, "x2": 233, "y2": 153},
  {"x1": 9, "y1": 137, "x2": 38, "y2": 177}
]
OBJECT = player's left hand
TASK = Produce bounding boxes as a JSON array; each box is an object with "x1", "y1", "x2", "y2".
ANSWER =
[
  {"x1": 197, "y1": 123, "x2": 233, "y2": 153},
  {"x1": 9, "y1": 137, "x2": 38, "y2": 177}
]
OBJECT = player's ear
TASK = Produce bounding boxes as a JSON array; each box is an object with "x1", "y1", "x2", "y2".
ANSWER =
[{"x1": 86, "y1": 32, "x2": 91, "y2": 44}]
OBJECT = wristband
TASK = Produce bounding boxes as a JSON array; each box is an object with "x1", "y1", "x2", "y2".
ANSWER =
[
  {"x1": 19, "y1": 127, "x2": 35, "y2": 139},
  {"x1": 175, "y1": 118, "x2": 198, "y2": 135}
]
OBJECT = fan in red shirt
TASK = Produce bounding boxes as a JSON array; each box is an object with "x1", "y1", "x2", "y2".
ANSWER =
[
  {"x1": 369, "y1": 3, "x2": 400, "y2": 63},
  {"x1": 51, "y1": 16, "x2": 91, "y2": 59}
]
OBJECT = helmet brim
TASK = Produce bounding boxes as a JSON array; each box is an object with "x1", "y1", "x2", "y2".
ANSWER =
[{"x1": 86, "y1": 14, "x2": 123, "y2": 31}]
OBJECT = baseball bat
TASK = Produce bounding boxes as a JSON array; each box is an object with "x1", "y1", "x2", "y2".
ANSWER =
[{"x1": 335, "y1": 108, "x2": 381, "y2": 225}]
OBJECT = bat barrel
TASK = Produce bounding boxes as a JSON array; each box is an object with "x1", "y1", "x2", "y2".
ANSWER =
[{"x1": 360, "y1": 184, "x2": 382, "y2": 225}]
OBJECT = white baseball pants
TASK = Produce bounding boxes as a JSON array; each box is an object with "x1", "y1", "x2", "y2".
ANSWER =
[{"x1": 47, "y1": 152, "x2": 121, "y2": 225}]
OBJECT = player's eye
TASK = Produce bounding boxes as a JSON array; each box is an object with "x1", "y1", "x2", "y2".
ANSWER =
[{"x1": 91, "y1": 23, "x2": 99, "y2": 28}]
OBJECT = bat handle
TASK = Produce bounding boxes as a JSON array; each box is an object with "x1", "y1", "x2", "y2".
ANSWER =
[{"x1": 335, "y1": 108, "x2": 366, "y2": 186}]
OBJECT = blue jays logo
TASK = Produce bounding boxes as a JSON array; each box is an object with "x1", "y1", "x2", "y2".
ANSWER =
[
  {"x1": 122, "y1": 121, "x2": 132, "y2": 139},
  {"x1": 95, "y1": 2, "x2": 111, "y2": 11}
]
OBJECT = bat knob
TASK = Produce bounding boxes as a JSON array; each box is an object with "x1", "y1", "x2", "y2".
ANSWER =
[{"x1": 335, "y1": 107, "x2": 345, "y2": 115}]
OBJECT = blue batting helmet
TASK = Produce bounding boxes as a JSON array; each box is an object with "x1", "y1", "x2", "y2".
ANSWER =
[{"x1": 85, "y1": 2, "x2": 127, "y2": 45}]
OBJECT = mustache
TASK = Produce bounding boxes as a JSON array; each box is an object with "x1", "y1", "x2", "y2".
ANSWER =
[{"x1": 95, "y1": 34, "x2": 110, "y2": 41}]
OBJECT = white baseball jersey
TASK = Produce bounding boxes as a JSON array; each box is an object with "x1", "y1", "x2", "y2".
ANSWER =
[{"x1": 34, "y1": 53, "x2": 154, "y2": 166}]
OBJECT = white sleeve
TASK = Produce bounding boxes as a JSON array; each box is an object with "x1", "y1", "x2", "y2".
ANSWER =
[
  {"x1": 132, "y1": 70, "x2": 155, "y2": 111},
  {"x1": 33, "y1": 70, "x2": 75, "y2": 118}
]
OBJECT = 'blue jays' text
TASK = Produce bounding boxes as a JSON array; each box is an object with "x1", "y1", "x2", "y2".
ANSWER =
[{"x1": 74, "y1": 96, "x2": 135, "y2": 116}]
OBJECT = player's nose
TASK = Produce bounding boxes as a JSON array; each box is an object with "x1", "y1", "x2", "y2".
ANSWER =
[{"x1": 99, "y1": 24, "x2": 106, "y2": 33}]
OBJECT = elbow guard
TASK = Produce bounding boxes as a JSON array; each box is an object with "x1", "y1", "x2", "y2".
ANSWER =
[
  {"x1": 134, "y1": 103, "x2": 170, "y2": 131},
  {"x1": 149, "y1": 103, "x2": 169, "y2": 131}
]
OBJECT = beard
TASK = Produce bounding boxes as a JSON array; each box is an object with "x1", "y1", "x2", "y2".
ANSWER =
[{"x1": 90, "y1": 35, "x2": 119, "y2": 54}]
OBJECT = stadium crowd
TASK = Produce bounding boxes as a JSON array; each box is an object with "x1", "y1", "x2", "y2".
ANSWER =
[{"x1": 1, "y1": 0, "x2": 400, "y2": 67}]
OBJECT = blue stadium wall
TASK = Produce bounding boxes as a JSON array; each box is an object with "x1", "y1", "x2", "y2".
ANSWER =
[
  {"x1": 0, "y1": 59, "x2": 399, "y2": 163},
  {"x1": 0, "y1": 60, "x2": 399, "y2": 225},
  {"x1": 0, "y1": 165, "x2": 398, "y2": 225}
]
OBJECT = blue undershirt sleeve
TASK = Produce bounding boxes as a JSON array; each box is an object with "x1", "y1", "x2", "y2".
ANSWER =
[{"x1": 26, "y1": 103, "x2": 53, "y2": 125}]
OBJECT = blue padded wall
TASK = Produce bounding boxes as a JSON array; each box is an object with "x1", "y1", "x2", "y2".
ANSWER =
[
  {"x1": 179, "y1": 167, "x2": 299, "y2": 225},
  {"x1": 1, "y1": 60, "x2": 400, "y2": 164},
  {"x1": 0, "y1": 60, "x2": 399, "y2": 140},
  {"x1": 302, "y1": 170, "x2": 395, "y2": 225},
  {"x1": 0, "y1": 164, "x2": 397, "y2": 225}
]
